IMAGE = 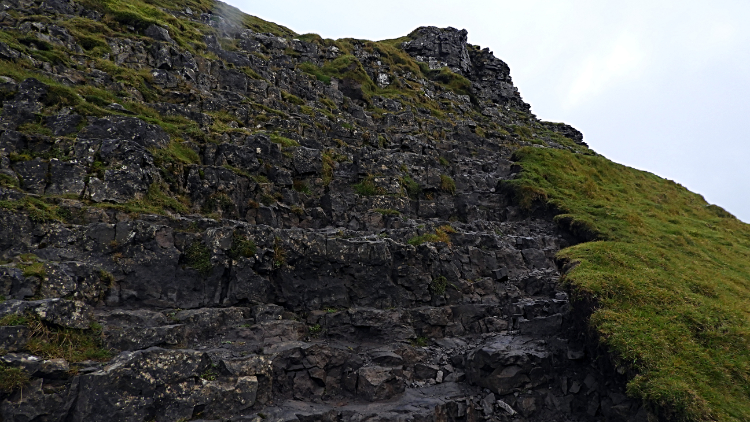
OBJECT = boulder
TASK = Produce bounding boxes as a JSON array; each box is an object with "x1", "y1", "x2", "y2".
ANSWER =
[{"x1": 356, "y1": 366, "x2": 405, "y2": 401}]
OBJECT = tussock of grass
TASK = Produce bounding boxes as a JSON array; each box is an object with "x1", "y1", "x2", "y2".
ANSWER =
[
  {"x1": 353, "y1": 174, "x2": 385, "y2": 196},
  {"x1": 0, "y1": 366, "x2": 30, "y2": 393},
  {"x1": 281, "y1": 90, "x2": 305, "y2": 105},
  {"x1": 440, "y1": 174, "x2": 456, "y2": 195},
  {"x1": 201, "y1": 192, "x2": 234, "y2": 215},
  {"x1": 430, "y1": 275, "x2": 448, "y2": 296},
  {"x1": 270, "y1": 133, "x2": 300, "y2": 147},
  {"x1": 292, "y1": 180, "x2": 311, "y2": 194},
  {"x1": 227, "y1": 231, "x2": 256, "y2": 260},
  {"x1": 322, "y1": 150, "x2": 335, "y2": 186},
  {"x1": 298, "y1": 62, "x2": 332, "y2": 85},
  {"x1": 152, "y1": 140, "x2": 201, "y2": 165},
  {"x1": 184, "y1": 241, "x2": 212, "y2": 275},
  {"x1": 373, "y1": 208, "x2": 400, "y2": 216},
  {"x1": 420, "y1": 64, "x2": 472, "y2": 96},
  {"x1": 0, "y1": 173, "x2": 19, "y2": 188},
  {"x1": 25, "y1": 318, "x2": 111, "y2": 362},
  {"x1": 0, "y1": 314, "x2": 29, "y2": 326},
  {"x1": 400, "y1": 175, "x2": 421, "y2": 199},
  {"x1": 1, "y1": 315, "x2": 111, "y2": 363},
  {"x1": 20, "y1": 261, "x2": 46, "y2": 279},
  {"x1": 510, "y1": 147, "x2": 750, "y2": 421},
  {"x1": 272, "y1": 236, "x2": 286, "y2": 268},
  {"x1": 408, "y1": 225, "x2": 455, "y2": 246}
]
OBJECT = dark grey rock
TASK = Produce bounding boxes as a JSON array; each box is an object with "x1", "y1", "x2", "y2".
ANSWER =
[
  {"x1": 403, "y1": 27, "x2": 472, "y2": 75},
  {"x1": 0, "y1": 325, "x2": 29, "y2": 352},
  {"x1": 144, "y1": 24, "x2": 173, "y2": 43},
  {"x1": 356, "y1": 366, "x2": 405, "y2": 401},
  {"x1": 13, "y1": 157, "x2": 48, "y2": 194},
  {"x1": 414, "y1": 362, "x2": 439, "y2": 380},
  {"x1": 46, "y1": 159, "x2": 86, "y2": 196},
  {"x1": 0, "y1": 298, "x2": 93, "y2": 329},
  {"x1": 77, "y1": 116, "x2": 170, "y2": 149},
  {"x1": 45, "y1": 113, "x2": 83, "y2": 136},
  {"x1": 0, "y1": 42, "x2": 20, "y2": 61}
]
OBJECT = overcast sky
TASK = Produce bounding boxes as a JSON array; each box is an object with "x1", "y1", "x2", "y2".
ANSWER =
[{"x1": 224, "y1": 0, "x2": 750, "y2": 222}]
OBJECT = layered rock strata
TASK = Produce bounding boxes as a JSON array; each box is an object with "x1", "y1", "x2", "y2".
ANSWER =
[{"x1": 0, "y1": 1, "x2": 649, "y2": 420}]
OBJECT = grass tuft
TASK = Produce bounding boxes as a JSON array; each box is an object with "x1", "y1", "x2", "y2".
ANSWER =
[
  {"x1": 184, "y1": 241, "x2": 212, "y2": 276},
  {"x1": 408, "y1": 225, "x2": 455, "y2": 246},
  {"x1": 227, "y1": 231, "x2": 256, "y2": 260},
  {"x1": 272, "y1": 236, "x2": 286, "y2": 268},
  {"x1": 0, "y1": 366, "x2": 30, "y2": 393},
  {"x1": 353, "y1": 174, "x2": 385, "y2": 196},
  {"x1": 430, "y1": 275, "x2": 448, "y2": 296},
  {"x1": 373, "y1": 208, "x2": 400, "y2": 216},
  {"x1": 270, "y1": 133, "x2": 300, "y2": 148},
  {"x1": 440, "y1": 174, "x2": 456, "y2": 195},
  {"x1": 25, "y1": 318, "x2": 110, "y2": 362}
]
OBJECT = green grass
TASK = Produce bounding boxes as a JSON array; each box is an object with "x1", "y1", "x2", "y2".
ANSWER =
[
  {"x1": 0, "y1": 173, "x2": 19, "y2": 188},
  {"x1": 430, "y1": 275, "x2": 448, "y2": 296},
  {"x1": 151, "y1": 141, "x2": 200, "y2": 166},
  {"x1": 101, "y1": 182, "x2": 190, "y2": 215},
  {"x1": 211, "y1": 1, "x2": 295, "y2": 37},
  {"x1": 281, "y1": 90, "x2": 305, "y2": 105},
  {"x1": 17, "y1": 121, "x2": 53, "y2": 136},
  {"x1": 184, "y1": 241, "x2": 212, "y2": 275},
  {"x1": 227, "y1": 231, "x2": 256, "y2": 260},
  {"x1": 509, "y1": 147, "x2": 750, "y2": 421},
  {"x1": 201, "y1": 192, "x2": 235, "y2": 215},
  {"x1": 0, "y1": 365, "x2": 30, "y2": 393},
  {"x1": 308, "y1": 324, "x2": 322, "y2": 336},
  {"x1": 408, "y1": 225, "x2": 455, "y2": 246},
  {"x1": 0, "y1": 196, "x2": 68, "y2": 223},
  {"x1": 298, "y1": 62, "x2": 332, "y2": 85},
  {"x1": 321, "y1": 55, "x2": 378, "y2": 100},
  {"x1": 26, "y1": 318, "x2": 111, "y2": 362},
  {"x1": 272, "y1": 237, "x2": 286, "y2": 268},
  {"x1": 322, "y1": 151, "x2": 335, "y2": 186},
  {"x1": 292, "y1": 180, "x2": 311, "y2": 194},
  {"x1": 75, "y1": 0, "x2": 214, "y2": 52},
  {"x1": 411, "y1": 336, "x2": 429, "y2": 347},
  {"x1": 353, "y1": 174, "x2": 385, "y2": 196},
  {"x1": 420, "y1": 65, "x2": 472, "y2": 96},
  {"x1": 270, "y1": 133, "x2": 300, "y2": 147},
  {"x1": 0, "y1": 314, "x2": 29, "y2": 326},
  {"x1": 20, "y1": 261, "x2": 46, "y2": 279},
  {"x1": 401, "y1": 175, "x2": 421, "y2": 199},
  {"x1": 373, "y1": 208, "x2": 400, "y2": 216},
  {"x1": 440, "y1": 174, "x2": 456, "y2": 195}
]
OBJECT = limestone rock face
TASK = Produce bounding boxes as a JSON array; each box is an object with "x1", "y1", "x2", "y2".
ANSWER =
[{"x1": 0, "y1": 0, "x2": 653, "y2": 421}]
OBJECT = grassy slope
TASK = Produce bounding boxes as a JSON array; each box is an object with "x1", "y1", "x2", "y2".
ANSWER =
[{"x1": 510, "y1": 147, "x2": 750, "y2": 421}]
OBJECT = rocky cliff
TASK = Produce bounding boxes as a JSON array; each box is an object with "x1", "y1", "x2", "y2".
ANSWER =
[{"x1": 0, "y1": 0, "x2": 654, "y2": 420}]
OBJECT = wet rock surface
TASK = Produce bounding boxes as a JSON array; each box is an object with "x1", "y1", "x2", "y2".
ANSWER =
[{"x1": 0, "y1": 1, "x2": 652, "y2": 421}]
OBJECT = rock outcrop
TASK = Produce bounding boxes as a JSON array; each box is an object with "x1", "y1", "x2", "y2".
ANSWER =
[{"x1": 0, "y1": 0, "x2": 648, "y2": 421}]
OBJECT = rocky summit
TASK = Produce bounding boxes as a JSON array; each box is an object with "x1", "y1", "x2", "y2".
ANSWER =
[{"x1": 0, "y1": 0, "x2": 693, "y2": 421}]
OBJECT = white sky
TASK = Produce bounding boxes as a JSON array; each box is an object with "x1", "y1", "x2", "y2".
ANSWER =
[{"x1": 224, "y1": 0, "x2": 750, "y2": 221}]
